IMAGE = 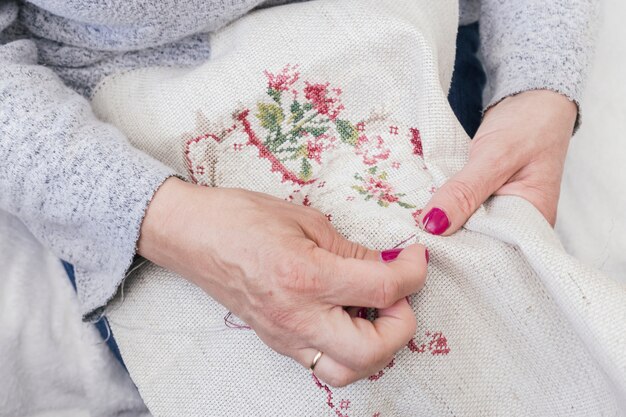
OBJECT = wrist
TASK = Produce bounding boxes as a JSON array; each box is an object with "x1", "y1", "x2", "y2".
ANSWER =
[
  {"x1": 137, "y1": 176, "x2": 196, "y2": 263},
  {"x1": 486, "y1": 89, "x2": 578, "y2": 137}
]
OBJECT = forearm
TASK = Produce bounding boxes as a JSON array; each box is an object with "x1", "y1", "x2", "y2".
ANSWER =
[
  {"x1": 480, "y1": 0, "x2": 600, "y2": 117},
  {"x1": 0, "y1": 31, "x2": 177, "y2": 319}
]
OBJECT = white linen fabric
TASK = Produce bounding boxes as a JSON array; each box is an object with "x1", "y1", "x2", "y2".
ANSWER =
[{"x1": 91, "y1": 0, "x2": 626, "y2": 415}]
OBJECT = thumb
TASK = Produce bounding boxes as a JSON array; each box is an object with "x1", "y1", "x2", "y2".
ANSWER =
[{"x1": 419, "y1": 154, "x2": 511, "y2": 236}]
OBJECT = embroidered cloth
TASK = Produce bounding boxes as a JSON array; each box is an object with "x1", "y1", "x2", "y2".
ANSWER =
[{"x1": 92, "y1": 0, "x2": 626, "y2": 415}]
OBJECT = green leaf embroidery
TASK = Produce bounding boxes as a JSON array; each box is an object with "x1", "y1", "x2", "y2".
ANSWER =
[
  {"x1": 295, "y1": 144, "x2": 307, "y2": 159},
  {"x1": 397, "y1": 201, "x2": 416, "y2": 209},
  {"x1": 300, "y1": 157, "x2": 313, "y2": 181},
  {"x1": 267, "y1": 88, "x2": 282, "y2": 103},
  {"x1": 256, "y1": 102, "x2": 284, "y2": 131},
  {"x1": 290, "y1": 101, "x2": 305, "y2": 123},
  {"x1": 351, "y1": 185, "x2": 367, "y2": 195},
  {"x1": 306, "y1": 126, "x2": 330, "y2": 137},
  {"x1": 335, "y1": 119, "x2": 359, "y2": 146}
]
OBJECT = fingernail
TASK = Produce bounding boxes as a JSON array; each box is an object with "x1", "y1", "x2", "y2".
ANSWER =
[
  {"x1": 357, "y1": 308, "x2": 367, "y2": 319},
  {"x1": 381, "y1": 248, "x2": 403, "y2": 263},
  {"x1": 422, "y1": 208, "x2": 450, "y2": 235},
  {"x1": 425, "y1": 248, "x2": 430, "y2": 264}
]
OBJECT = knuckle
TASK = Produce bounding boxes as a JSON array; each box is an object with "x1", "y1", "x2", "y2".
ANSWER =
[
  {"x1": 275, "y1": 256, "x2": 323, "y2": 294},
  {"x1": 309, "y1": 210, "x2": 332, "y2": 231},
  {"x1": 446, "y1": 179, "x2": 481, "y2": 217},
  {"x1": 374, "y1": 277, "x2": 400, "y2": 309}
]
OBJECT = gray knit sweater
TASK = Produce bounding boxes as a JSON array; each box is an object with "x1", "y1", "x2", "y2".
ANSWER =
[{"x1": 0, "y1": 0, "x2": 599, "y2": 320}]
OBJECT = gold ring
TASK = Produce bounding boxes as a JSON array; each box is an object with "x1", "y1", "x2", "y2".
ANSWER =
[{"x1": 310, "y1": 351, "x2": 324, "y2": 371}]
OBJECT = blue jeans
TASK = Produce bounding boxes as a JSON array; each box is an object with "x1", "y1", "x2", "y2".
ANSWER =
[
  {"x1": 62, "y1": 261, "x2": 126, "y2": 368},
  {"x1": 61, "y1": 23, "x2": 486, "y2": 367},
  {"x1": 448, "y1": 22, "x2": 486, "y2": 138}
]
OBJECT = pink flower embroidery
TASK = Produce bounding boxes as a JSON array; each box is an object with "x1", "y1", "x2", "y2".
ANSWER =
[
  {"x1": 352, "y1": 167, "x2": 414, "y2": 208},
  {"x1": 306, "y1": 134, "x2": 337, "y2": 164},
  {"x1": 355, "y1": 134, "x2": 391, "y2": 166},
  {"x1": 365, "y1": 175, "x2": 399, "y2": 204},
  {"x1": 265, "y1": 64, "x2": 300, "y2": 92},
  {"x1": 304, "y1": 82, "x2": 345, "y2": 121}
]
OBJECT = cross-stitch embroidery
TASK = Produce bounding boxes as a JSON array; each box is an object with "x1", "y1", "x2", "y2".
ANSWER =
[{"x1": 184, "y1": 64, "x2": 427, "y2": 211}]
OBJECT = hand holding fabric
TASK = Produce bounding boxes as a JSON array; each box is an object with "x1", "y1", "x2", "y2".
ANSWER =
[
  {"x1": 137, "y1": 178, "x2": 429, "y2": 387},
  {"x1": 419, "y1": 90, "x2": 578, "y2": 235}
]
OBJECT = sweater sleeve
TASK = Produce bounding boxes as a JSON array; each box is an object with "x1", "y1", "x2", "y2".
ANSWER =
[
  {"x1": 0, "y1": 2, "x2": 178, "y2": 321},
  {"x1": 480, "y1": 0, "x2": 600, "y2": 114}
]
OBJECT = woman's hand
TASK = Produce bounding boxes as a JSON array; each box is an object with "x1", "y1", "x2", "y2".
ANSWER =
[
  {"x1": 418, "y1": 89, "x2": 578, "y2": 235},
  {"x1": 138, "y1": 178, "x2": 428, "y2": 387}
]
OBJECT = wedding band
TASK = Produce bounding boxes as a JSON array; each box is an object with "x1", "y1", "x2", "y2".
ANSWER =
[{"x1": 310, "y1": 351, "x2": 324, "y2": 371}]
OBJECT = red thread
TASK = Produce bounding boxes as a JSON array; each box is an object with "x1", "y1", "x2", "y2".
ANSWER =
[
  {"x1": 368, "y1": 357, "x2": 395, "y2": 381},
  {"x1": 303, "y1": 82, "x2": 345, "y2": 121},
  {"x1": 223, "y1": 312, "x2": 251, "y2": 330},
  {"x1": 407, "y1": 331, "x2": 450, "y2": 355},
  {"x1": 312, "y1": 374, "x2": 351, "y2": 417},
  {"x1": 427, "y1": 331, "x2": 450, "y2": 355},
  {"x1": 237, "y1": 109, "x2": 316, "y2": 186},
  {"x1": 355, "y1": 134, "x2": 391, "y2": 166},
  {"x1": 409, "y1": 128, "x2": 423, "y2": 157},
  {"x1": 407, "y1": 338, "x2": 427, "y2": 353},
  {"x1": 183, "y1": 123, "x2": 237, "y2": 185},
  {"x1": 412, "y1": 209, "x2": 423, "y2": 227},
  {"x1": 265, "y1": 64, "x2": 300, "y2": 92},
  {"x1": 184, "y1": 132, "x2": 223, "y2": 184},
  {"x1": 389, "y1": 125, "x2": 399, "y2": 135}
]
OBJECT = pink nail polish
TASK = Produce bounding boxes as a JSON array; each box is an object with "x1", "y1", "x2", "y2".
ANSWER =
[
  {"x1": 425, "y1": 248, "x2": 430, "y2": 264},
  {"x1": 381, "y1": 248, "x2": 403, "y2": 262},
  {"x1": 423, "y1": 208, "x2": 450, "y2": 235},
  {"x1": 357, "y1": 308, "x2": 367, "y2": 319}
]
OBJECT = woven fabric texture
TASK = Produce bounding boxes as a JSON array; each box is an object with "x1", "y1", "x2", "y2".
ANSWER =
[{"x1": 91, "y1": 0, "x2": 626, "y2": 415}]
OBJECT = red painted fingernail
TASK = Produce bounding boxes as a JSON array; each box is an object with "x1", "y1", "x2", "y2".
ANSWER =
[
  {"x1": 422, "y1": 208, "x2": 450, "y2": 235},
  {"x1": 357, "y1": 308, "x2": 367, "y2": 319},
  {"x1": 425, "y1": 248, "x2": 430, "y2": 264},
  {"x1": 381, "y1": 248, "x2": 403, "y2": 262}
]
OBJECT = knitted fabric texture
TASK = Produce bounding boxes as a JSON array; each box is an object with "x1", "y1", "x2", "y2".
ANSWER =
[{"x1": 92, "y1": 1, "x2": 625, "y2": 415}]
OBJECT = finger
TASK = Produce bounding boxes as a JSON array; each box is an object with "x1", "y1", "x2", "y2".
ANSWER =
[
  {"x1": 314, "y1": 298, "x2": 416, "y2": 378},
  {"x1": 314, "y1": 243, "x2": 428, "y2": 308},
  {"x1": 293, "y1": 347, "x2": 360, "y2": 388},
  {"x1": 419, "y1": 150, "x2": 516, "y2": 236}
]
